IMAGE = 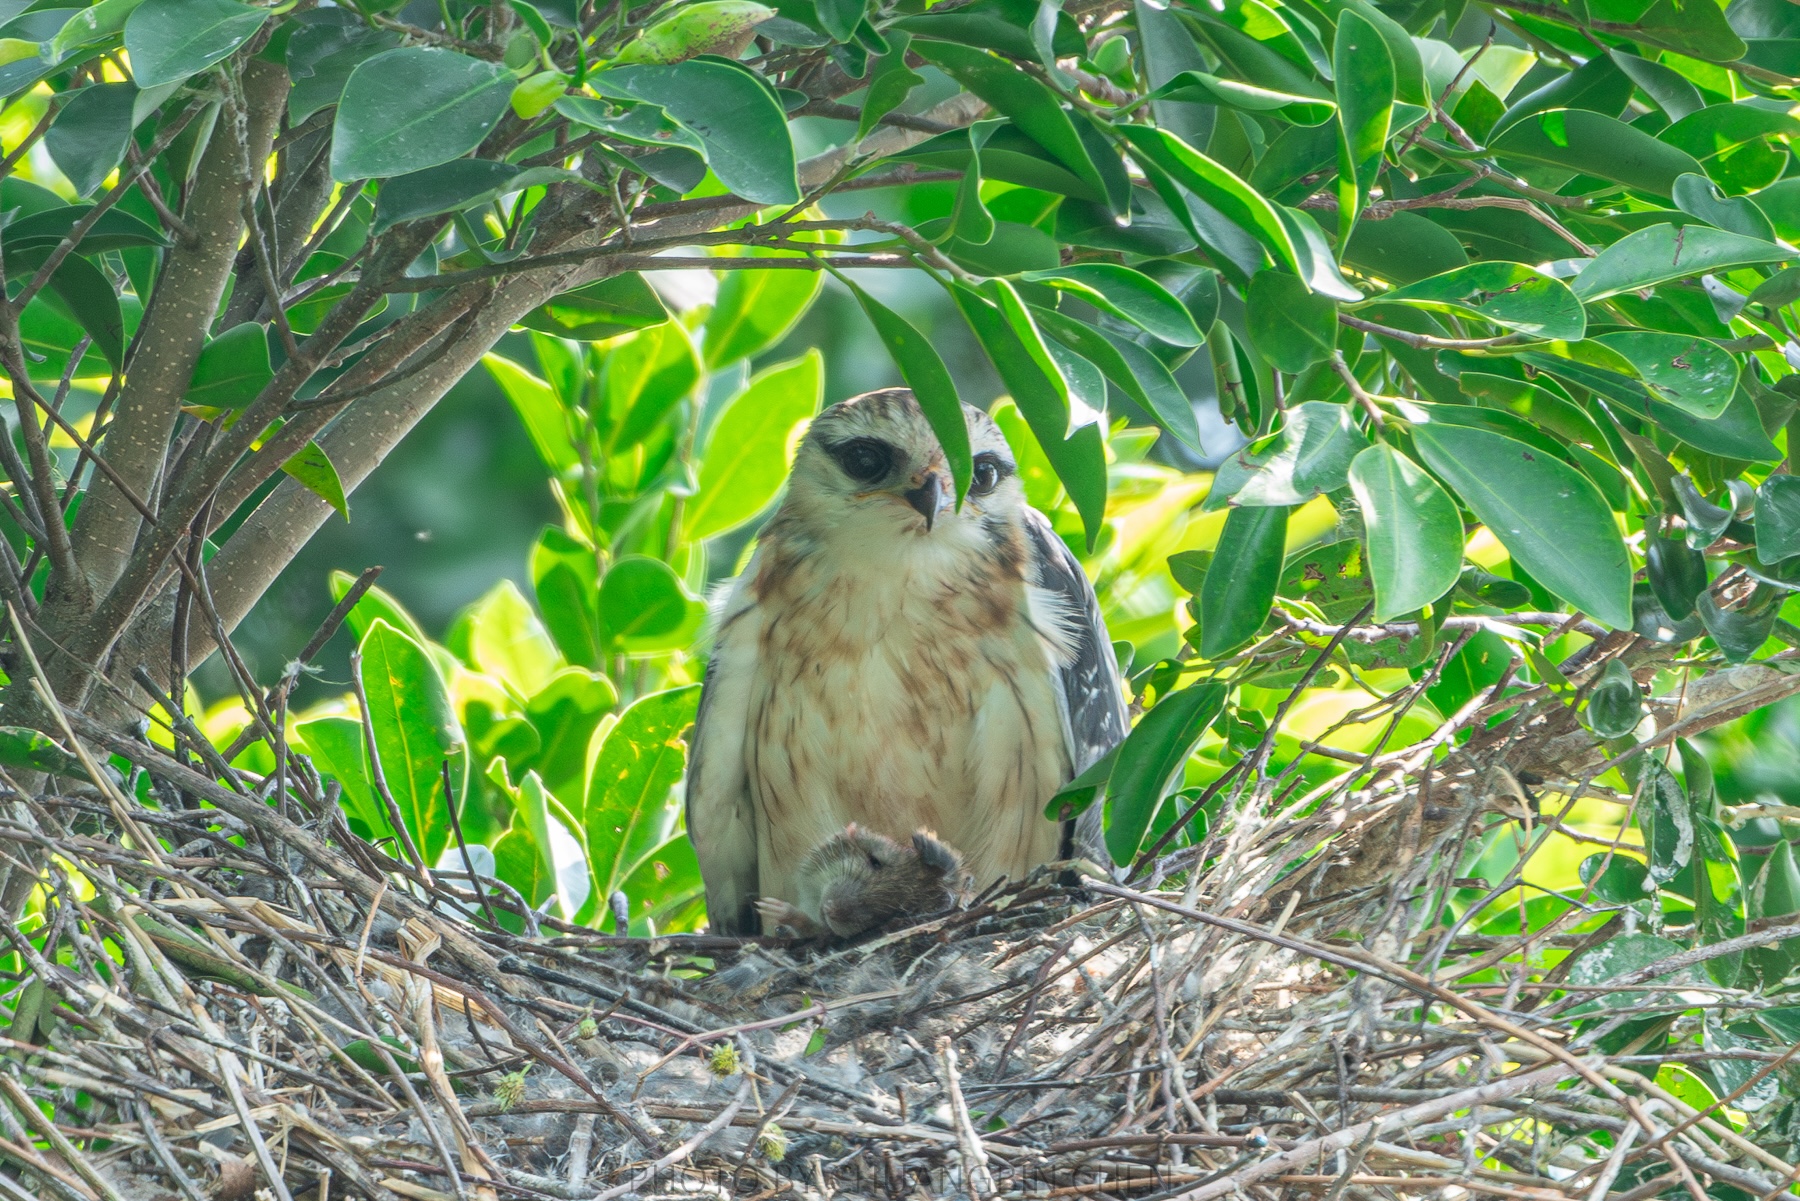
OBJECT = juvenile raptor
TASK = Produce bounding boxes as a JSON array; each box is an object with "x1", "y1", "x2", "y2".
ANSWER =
[{"x1": 685, "y1": 389, "x2": 1127, "y2": 934}]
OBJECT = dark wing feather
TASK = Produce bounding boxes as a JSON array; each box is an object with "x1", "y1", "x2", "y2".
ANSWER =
[
  {"x1": 685, "y1": 627, "x2": 761, "y2": 935},
  {"x1": 1021, "y1": 507, "x2": 1128, "y2": 859}
]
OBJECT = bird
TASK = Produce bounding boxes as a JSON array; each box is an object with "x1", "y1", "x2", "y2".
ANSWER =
[{"x1": 684, "y1": 387, "x2": 1128, "y2": 935}]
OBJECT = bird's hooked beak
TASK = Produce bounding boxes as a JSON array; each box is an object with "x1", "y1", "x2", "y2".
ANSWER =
[{"x1": 903, "y1": 470, "x2": 953, "y2": 532}]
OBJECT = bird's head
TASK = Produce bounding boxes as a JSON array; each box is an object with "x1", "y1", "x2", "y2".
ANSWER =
[{"x1": 780, "y1": 388, "x2": 1023, "y2": 553}]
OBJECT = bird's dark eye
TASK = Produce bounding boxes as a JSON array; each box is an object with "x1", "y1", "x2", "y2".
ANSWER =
[
  {"x1": 866, "y1": 851, "x2": 884, "y2": 870},
  {"x1": 831, "y1": 438, "x2": 894, "y2": 483},
  {"x1": 970, "y1": 453, "x2": 1006, "y2": 496}
]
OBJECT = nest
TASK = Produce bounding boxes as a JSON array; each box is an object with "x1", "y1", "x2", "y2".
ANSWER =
[{"x1": 0, "y1": 694, "x2": 1792, "y2": 1201}]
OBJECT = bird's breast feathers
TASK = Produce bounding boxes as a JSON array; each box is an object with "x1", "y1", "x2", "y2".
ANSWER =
[{"x1": 715, "y1": 520, "x2": 1081, "y2": 902}]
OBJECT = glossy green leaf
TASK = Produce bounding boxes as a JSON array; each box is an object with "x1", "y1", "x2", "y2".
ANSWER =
[
  {"x1": 286, "y1": 12, "x2": 397, "y2": 123},
  {"x1": 1246, "y1": 270, "x2": 1336, "y2": 373},
  {"x1": 1755, "y1": 473, "x2": 1800, "y2": 564},
  {"x1": 185, "y1": 323, "x2": 271, "y2": 410},
  {"x1": 484, "y1": 353, "x2": 577, "y2": 475},
  {"x1": 1641, "y1": 760, "x2": 1694, "y2": 888},
  {"x1": 1234, "y1": 402, "x2": 1368, "y2": 507},
  {"x1": 589, "y1": 62, "x2": 793, "y2": 204},
  {"x1": 466, "y1": 579, "x2": 562, "y2": 698},
  {"x1": 583, "y1": 685, "x2": 700, "y2": 908},
  {"x1": 1104, "y1": 683, "x2": 1225, "y2": 865},
  {"x1": 1411, "y1": 421, "x2": 1633, "y2": 629},
  {"x1": 1489, "y1": 109, "x2": 1701, "y2": 198},
  {"x1": 359, "y1": 619, "x2": 467, "y2": 868},
  {"x1": 1347, "y1": 444, "x2": 1463, "y2": 621},
  {"x1": 857, "y1": 30, "x2": 923, "y2": 142},
  {"x1": 1031, "y1": 307, "x2": 1202, "y2": 455},
  {"x1": 686, "y1": 351, "x2": 821, "y2": 541},
  {"x1": 1592, "y1": 330, "x2": 1739, "y2": 420},
  {"x1": 953, "y1": 280, "x2": 1107, "y2": 548},
  {"x1": 281, "y1": 442, "x2": 348, "y2": 521},
  {"x1": 373, "y1": 160, "x2": 578, "y2": 235},
  {"x1": 1572, "y1": 223, "x2": 1792, "y2": 301},
  {"x1": 1020, "y1": 264, "x2": 1203, "y2": 346},
  {"x1": 46, "y1": 83, "x2": 135, "y2": 198},
  {"x1": 532, "y1": 527, "x2": 601, "y2": 668},
  {"x1": 1646, "y1": 531, "x2": 1707, "y2": 619},
  {"x1": 912, "y1": 40, "x2": 1105, "y2": 201},
  {"x1": 124, "y1": 0, "x2": 267, "y2": 88},
  {"x1": 2, "y1": 205, "x2": 165, "y2": 255},
  {"x1": 844, "y1": 277, "x2": 971, "y2": 501},
  {"x1": 1584, "y1": 659, "x2": 1643, "y2": 739},
  {"x1": 1199, "y1": 503, "x2": 1287, "y2": 658},
  {"x1": 1332, "y1": 11, "x2": 1392, "y2": 242},
  {"x1": 600, "y1": 322, "x2": 699, "y2": 452},
  {"x1": 518, "y1": 274, "x2": 669, "y2": 343},
  {"x1": 1149, "y1": 69, "x2": 1333, "y2": 126},
  {"x1": 1375, "y1": 262, "x2": 1585, "y2": 340},
  {"x1": 1672, "y1": 172, "x2": 1775, "y2": 242},
  {"x1": 332, "y1": 48, "x2": 513, "y2": 181},
  {"x1": 492, "y1": 770, "x2": 563, "y2": 919},
  {"x1": 597, "y1": 556, "x2": 701, "y2": 652},
  {"x1": 703, "y1": 259, "x2": 822, "y2": 369},
  {"x1": 1119, "y1": 125, "x2": 1301, "y2": 280}
]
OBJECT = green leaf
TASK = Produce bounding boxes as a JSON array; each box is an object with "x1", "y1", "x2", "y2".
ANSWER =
[
  {"x1": 1119, "y1": 125, "x2": 1302, "y2": 281},
  {"x1": 1411, "y1": 421, "x2": 1633, "y2": 629},
  {"x1": 286, "y1": 12, "x2": 397, "y2": 124},
  {"x1": 597, "y1": 556, "x2": 701, "y2": 653},
  {"x1": 1233, "y1": 401, "x2": 1368, "y2": 507},
  {"x1": 46, "y1": 83, "x2": 135, "y2": 199},
  {"x1": 685, "y1": 350, "x2": 821, "y2": 541},
  {"x1": 330, "y1": 571, "x2": 429, "y2": 645},
  {"x1": 50, "y1": 0, "x2": 148, "y2": 62},
  {"x1": 531, "y1": 527, "x2": 601, "y2": 668},
  {"x1": 1755, "y1": 474, "x2": 1800, "y2": 565},
  {"x1": 185, "y1": 323, "x2": 271, "y2": 410},
  {"x1": 857, "y1": 30, "x2": 923, "y2": 142},
  {"x1": 1592, "y1": 330, "x2": 1739, "y2": 420},
  {"x1": 123, "y1": 0, "x2": 267, "y2": 88},
  {"x1": 281, "y1": 441, "x2": 348, "y2": 521},
  {"x1": 1580, "y1": 851, "x2": 1650, "y2": 905},
  {"x1": 1347, "y1": 444, "x2": 1463, "y2": 621},
  {"x1": 0, "y1": 726, "x2": 89, "y2": 779},
  {"x1": 583, "y1": 685, "x2": 700, "y2": 907},
  {"x1": 1750, "y1": 840, "x2": 1800, "y2": 981},
  {"x1": 1673, "y1": 172, "x2": 1776, "y2": 241},
  {"x1": 518, "y1": 274, "x2": 668, "y2": 343},
  {"x1": 703, "y1": 260, "x2": 822, "y2": 369},
  {"x1": 911, "y1": 41, "x2": 1105, "y2": 201},
  {"x1": 2, "y1": 205, "x2": 165, "y2": 255},
  {"x1": 1199, "y1": 503, "x2": 1287, "y2": 658},
  {"x1": 1148, "y1": 69, "x2": 1334, "y2": 126},
  {"x1": 1104, "y1": 683, "x2": 1225, "y2": 865},
  {"x1": 1640, "y1": 760, "x2": 1693, "y2": 889},
  {"x1": 1332, "y1": 10, "x2": 1393, "y2": 242},
  {"x1": 21, "y1": 252, "x2": 123, "y2": 369},
  {"x1": 372, "y1": 160, "x2": 579, "y2": 235},
  {"x1": 843, "y1": 277, "x2": 971, "y2": 501},
  {"x1": 1019, "y1": 264, "x2": 1202, "y2": 346},
  {"x1": 600, "y1": 321, "x2": 700, "y2": 453},
  {"x1": 1584, "y1": 659, "x2": 1643, "y2": 739},
  {"x1": 359, "y1": 619, "x2": 467, "y2": 867},
  {"x1": 331, "y1": 48, "x2": 514, "y2": 181},
  {"x1": 1375, "y1": 262, "x2": 1585, "y2": 341},
  {"x1": 1246, "y1": 270, "x2": 1336, "y2": 373},
  {"x1": 952, "y1": 281, "x2": 1107, "y2": 548},
  {"x1": 592, "y1": 60, "x2": 799, "y2": 204},
  {"x1": 1660, "y1": 102, "x2": 1800, "y2": 193},
  {"x1": 1489, "y1": 109, "x2": 1701, "y2": 198},
  {"x1": 1646, "y1": 531, "x2": 1707, "y2": 619},
  {"x1": 1032, "y1": 308, "x2": 1204, "y2": 455},
  {"x1": 466, "y1": 579, "x2": 562, "y2": 698},
  {"x1": 492, "y1": 770, "x2": 563, "y2": 919},
  {"x1": 484, "y1": 353, "x2": 577, "y2": 475},
  {"x1": 1571, "y1": 222, "x2": 1793, "y2": 301}
]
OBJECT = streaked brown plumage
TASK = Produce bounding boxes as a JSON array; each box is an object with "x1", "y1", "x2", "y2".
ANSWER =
[{"x1": 685, "y1": 389, "x2": 1127, "y2": 935}]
